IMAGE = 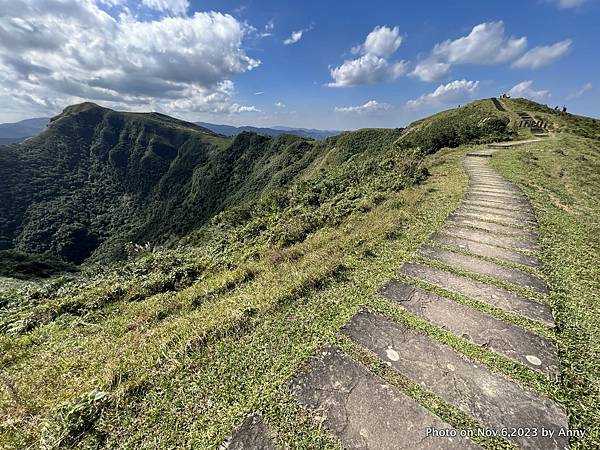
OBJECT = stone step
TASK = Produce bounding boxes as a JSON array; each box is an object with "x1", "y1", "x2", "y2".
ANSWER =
[
  {"x1": 466, "y1": 194, "x2": 531, "y2": 208},
  {"x1": 343, "y1": 311, "x2": 569, "y2": 450},
  {"x1": 443, "y1": 225, "x2": 540, "y2": 252},
  {"x1": 418, "y1": 246, "x2": 548, "y2": 294},
  {"x1": 398, "y1": 262, "x2": 554, "y2": 325},
  {"x1": 431, "y1": 233, "x2": 541, "y2": 268},
  {"x1": 468, "y1": 190, "x2": 528, "y2": 202},
  {"x1": 468, "y1": 174, "x2": 511, "y2": 178},
  {"x1": 469, "y1": 184, "x2": 522, "y2": 194},
  {"x1": 468, "y1": 187, "x2": 525, "y2": 197},
  {"x1": 461, "y1": 200, "x2": 534, "y2": 214},
  {"x1": 460, "y1": 205, "x2": 537, "y2": 223},
  {"x1": 288, "y1": 345, "x2": 481, "y2": 449},
  {"x1": 380, "y1": 280, "x2": 559, "y2": 375},
  {"x1": 448, "y1": 215, "x2": 538, "y2": 240},
  {"x1": 454, "y1": 207, "x2": 535, "y2": 228},
  {"x1": 222, "y1": 413, "x2": 276, "y2": 450}
]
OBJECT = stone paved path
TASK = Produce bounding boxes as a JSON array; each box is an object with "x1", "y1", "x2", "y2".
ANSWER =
[{"x1": 223, "y1": 144, "x2": 569, "y2": 449}]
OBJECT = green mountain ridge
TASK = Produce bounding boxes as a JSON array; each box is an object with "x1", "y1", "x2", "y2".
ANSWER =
[
  {"x1": 2, "y1": 98, "x2": 600, "y2": 449},
  {"x1": 0, "y1": 99, "x2": 513, "y2": 268}
]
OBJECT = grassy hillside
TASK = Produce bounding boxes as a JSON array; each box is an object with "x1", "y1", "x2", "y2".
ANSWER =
[
  {"x1": 0, "y1": 99, "x2": 520, "y2": 448},
  {"x1": 0, "y1": 105, "x2": 336, "y2": 265},
  {"x1": 0, "y1": 100, "x2": 511, "y2": 270},
  {"x1": 491, "y1": 132, "x2": 600, "y2": 449}
]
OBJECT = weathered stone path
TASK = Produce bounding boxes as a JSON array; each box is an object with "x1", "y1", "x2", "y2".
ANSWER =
[{"x1": 223, "y1": 144, "x2": 569, "y2": 449}]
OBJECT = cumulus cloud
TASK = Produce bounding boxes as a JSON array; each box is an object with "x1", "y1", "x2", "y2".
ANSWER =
[
  {"x1": 433, "y1": 22, "x2": 527, "y2": 65},
  {"x1": 274, "y1": 101, "x2": 285, "y2": 107},
  {"x1": 328, "y1": 25, "x2": 407, "y2": 87},
  {"x1": 507, "y1": 80, "x2": 550, "y2": 100},
  {"x1": 352, "y1": 26, "x2": 403, "y2": 57},
  {"x1": 406, "y1": 80, "x2": 480, "y2": 109},
  {"x1": 142, "y1": 0, "x2": 189, "y2": 15},
  {"x1": 0, "y1": 0, "x2": 260, "y2": 120},
  {"x1": 567, "y1": 82, "x2": 592, "y2": 100},
  {"x1": 512, "y1": 39, "x2": 572, "y2": 69},
  {"x1": 412, "y1": 21, "x2": 527, "y2": 81},
  {"x1": 283, "y1": 26, "x2": 311, "y2": 45},
  {"x1": 328, "y1": 54, "x2": 408, "y2": 87},
  {"x1": 411, "y1": 60, "x2": 451, "y2": 82},
  {"x1": 334, "y1": 100, "x2": 391, "y2": 114}
]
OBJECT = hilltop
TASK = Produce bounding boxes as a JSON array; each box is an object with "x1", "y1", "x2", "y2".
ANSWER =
[
  {"x1": 0, "y1": 100, "x2": 510, "y2": 269},
  {"x1": 0, "y1": 116, "x2": 340, "y2": 145},
  {"x1": 2, "y1": 98, "x2": 599, "y2": 449}
]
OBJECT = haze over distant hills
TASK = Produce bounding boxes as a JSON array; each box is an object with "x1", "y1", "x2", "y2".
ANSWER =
[
  {"x1": 0, "y1": 117, "x2": 340, "y2": 144},
  {"x1": 194, "y1": 122, "x2": 341, "y2": 139},
  {"x1": 0, "y1": 117, "x2": 49, "y2": 144},
  {"x1": 0, "y1": 99, "x2": 518, "y2": 268}
]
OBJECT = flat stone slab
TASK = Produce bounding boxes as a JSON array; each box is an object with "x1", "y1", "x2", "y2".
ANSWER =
[
  {"x1": 465, "y1": 194, "x2": 531, "y2": 208},
  {"x1": 468, "y1": 190, "x2": 528, "y2": 203},
  {"x1": 398, "y1": 262, "x2": 554, "y2": 326},
  {"x1": 469, "y1": 182, "x2": 520, "y2": 189},
  {"x1": 418, "y1": 246, "x2": 548, "y2": 294},
  {"x1": 455, "y1": 208, "x2": 536, "y2": 227},
  {"x1": 469, "y1": 187, "x2": 520, "y2": 193},
  {"x1": 462, "y1": 200, "x2": 534, "y2": 214},
  {"x1": 379, "y1": 281, "x2": 559, "y2": 375},
  {"x1": 431, "y1": 233, "x2": 541, "y2": 268},
  {"x1": 222, "y1": 413, "x2": 275, "y2": 450},
  {"x1": 343, "y1": 311, "x2": 569, "y2": 450},
  {"x1": 468, "y1": 187, "x2": 526, "y2": 197},
  {"x1": 443, "y1": 225, "x2": 540, "y2": 252},
  {"x1": 469, "y1": 185, "x2": 522, "y2": 194},
  {"x1": 468, "y1": 177, "x2": 508, "y2": 183},
  {"x1": 448, "y1": 216, "x2": 538, "y2": 240},
  {"x1": 459, "y1": 204, "x2": 536, "y2": 221},
  {"x1": 288, "y1": 345, "x2": 480, "y2": 449}
]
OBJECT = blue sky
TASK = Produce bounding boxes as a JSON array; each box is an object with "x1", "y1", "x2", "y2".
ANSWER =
[{"x1": 0, "y1": 0, "x2": 598, "y2": 129}]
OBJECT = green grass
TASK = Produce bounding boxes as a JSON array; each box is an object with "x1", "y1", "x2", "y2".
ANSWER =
[
  {"x1": 2, "y1": 99, "x2": 599, "y2": 449},
  {"x1": 491, "y1": 133, "x2": 600, "y2": 449},
  {"x1": 0, "y1": 144, "x2": 466, "y2": 448}
]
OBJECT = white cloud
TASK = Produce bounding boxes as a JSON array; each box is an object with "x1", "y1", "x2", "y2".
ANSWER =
[
  {"x1": 433, "y1": 22, "x2": 527, "y2": 65},
  {"x1": 142, "y1": 0, "x2": 189, "y2": 15},
  {"x1": 412, "y1": 21, "x2": 528, "y2": 82},
  {"x1": 567, "y1": 82, "x2": 592, "y2": 100},
  {"x1": 328, "y1": 25, "x2": 407, "y2": 87},
  {"x1": 283, "y1": 26, "x2": 311, "y2": 45},
  {"x1": 411, "y1": 60, "x2": 451, "y2": 82},
  {"x1": 406, "y1": 80, "x2": 480, "y2": 109},
  {"x1": 512, "y1": 39, "x2": 572, "y2": 69},
  {"x1": 259, "y1": 19, "x2": 274, "y2": 38},
  {"x1": 0, "y1": 1, "x2": 260, "y2": 120},
  {"x1": 355, "y1": 26, "x2": 403, "y2": 57},
  {"x1": 551, "y1": 0, "x2": 589, "y2": 8},
  {"x1": 157, "y1": 80, "x2": 259, "y2": 114},
  {"x1": 334, "y1": 100, "x2": 391, "y2": 114},
  {"x1": 274, "y1": 101, "x2": 285, "y2": 107},
  {"x1": 507, "y1": 80, "x2": 550, "y2": 100},
  {"x1": 254, "y1": 91, "x2": 265, "y2": 95},
  {"x1": 328, "y1": 54, "x2": 408, "y2": 87}
]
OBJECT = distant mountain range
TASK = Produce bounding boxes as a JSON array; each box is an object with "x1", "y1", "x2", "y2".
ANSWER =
[
  {"x1": 194, "y1": 122, "x2": 341, "y2": 139},
  {"x1": 0, "y1": 117, "x2": 50, "y2": 144},
  {"x1": 0, "y1": 117, "x2": 340, "y2": 144}
]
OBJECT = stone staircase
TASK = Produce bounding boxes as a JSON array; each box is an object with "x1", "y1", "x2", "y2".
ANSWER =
[
  {"x1": 517, "y1": 112, "x2": 549, "y2": 137},
  {"x1": 491, "y1": 97, "x2": 507, "y2": 112},
  {"x1": 223, "y1": 147, "x2": 570, "y2": 449}
]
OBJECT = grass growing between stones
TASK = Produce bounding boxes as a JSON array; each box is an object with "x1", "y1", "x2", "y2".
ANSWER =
[
  {"x1": 0, "y1": 146, "x2": 467, "y2": 449},
  {"x1": 491, "y1": 133, "x2": 600, "y2": 449}
]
